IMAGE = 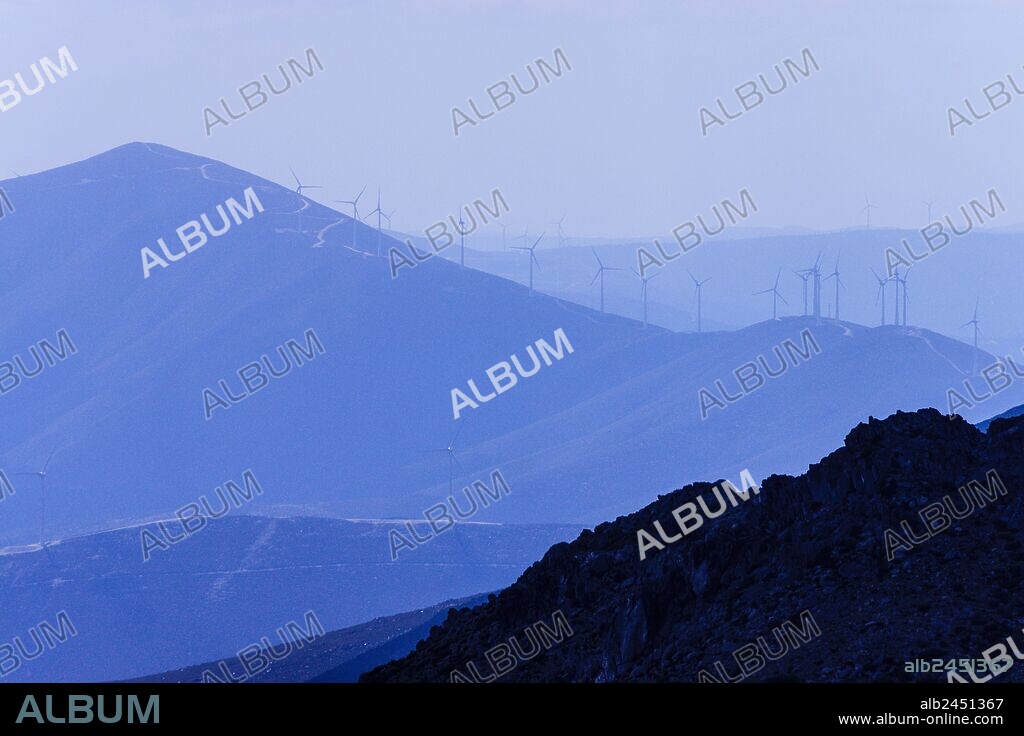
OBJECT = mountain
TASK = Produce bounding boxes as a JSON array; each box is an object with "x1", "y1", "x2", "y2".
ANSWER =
[
  {"x1": 133, "y1": 593, "x2": 488, "y2": 684},
  {"x1": 0, "y1": 141, "x2": 667, "y2": 543},
  {"x1": 3, "y1": 144, "x2": 1014, "y2": 545},
  {"x1": 4, "y1": 144, "x2": 1017, "y2": 684},
  {"x1": 0, "y1": 516, "x2": 576, "y2": 682},
  {"x1": 364, "y1": 409, "x2": 1024, "y2": 683}
]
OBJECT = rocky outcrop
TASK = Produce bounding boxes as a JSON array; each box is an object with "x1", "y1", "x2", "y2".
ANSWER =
[{"x1": 363, "y1": 409, "x2": 1024, "y2": 682}]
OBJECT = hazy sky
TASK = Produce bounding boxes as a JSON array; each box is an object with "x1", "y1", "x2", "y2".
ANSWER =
[{"x1": 3, "y1": 0, "x2": 1023, "y2": 236}]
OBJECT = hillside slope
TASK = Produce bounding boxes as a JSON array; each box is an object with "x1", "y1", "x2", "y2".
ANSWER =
[{"x1": 0, "y1": 516, "x2": 576, "y2": 682}]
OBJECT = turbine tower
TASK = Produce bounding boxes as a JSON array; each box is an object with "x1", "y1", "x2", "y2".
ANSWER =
[
  {"x1": 898, "y1": 267, "x2": 911, "y2": 326},
  {"x1": 891, "y1": 265, "x2": 901, "y2": 325},
  {"x1": 961, "y1": 299, "x2": 982, "y2": 375},
  {"x1": 631, "y1": 268, "x2": 658, "y2": 328},
  {"x1": 457, "y1": 211, "x2": 467, "y2": 267},
  {"x1": 424, "y1": 427, "x2": 463, "y2": 496},
  {"x1": 550, "y1": 216, "x2": 568, "y2": 248},
  {"x1": 812, "y1": 252, "x2": 823, "y2": 319},
  {"x1": 870, "y1": 268, "x2": 888, "y2": 326},
  {"x1": 290, "y1": 168, "x2": 322, "y2": 235},
  {"x1": 689, "y1": 271, "x2": 712, "y2": 333},
  {"x1": 511, "y1": 233, "x2": 544, "y2": 295},
  {"x1": 924, "y1": 199, "x2": 937, "y2": 222},
  {"x1": 334, "y1": 184, "x2": 366, "y2": 250},
  {"x1": 365, "y1": 189, "x2": 391, "y2": 257},
  {"x1": 12, "y1": 447, "x2": 58, "y2": 553},
  {"x1": 753, "y1": 268, "x2": 788, "y2": 320},
  {"x1": 862, "y1": 197, "x2": 877, "y2": 229},
  {"x1": 823, "y1": 253, "x2": 843, "y2": 321},
  {"x1": 590, "y1": 247, "x2": 624, "y2": 313}
]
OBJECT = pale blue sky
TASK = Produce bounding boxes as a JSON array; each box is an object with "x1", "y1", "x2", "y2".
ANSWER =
[{"x1": 2, "y1": 0, "x2": 1022, "y2": 236}]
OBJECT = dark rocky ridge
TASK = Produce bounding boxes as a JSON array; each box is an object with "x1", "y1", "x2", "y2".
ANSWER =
[{"x1": 363, "y1": 409, "x2": 1024, "y2": 682}]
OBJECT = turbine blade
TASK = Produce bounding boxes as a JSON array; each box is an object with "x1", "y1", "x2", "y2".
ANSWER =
[{"x1": 41, "y1": 447, "x2": 57, "y2": 473}]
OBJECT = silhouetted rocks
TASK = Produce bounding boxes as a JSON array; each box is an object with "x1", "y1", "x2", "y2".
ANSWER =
[{"x1": 363, "y1": 409, "x2": 1024, "y2": 682}]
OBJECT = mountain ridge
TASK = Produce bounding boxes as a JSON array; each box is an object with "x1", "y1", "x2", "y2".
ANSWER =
[{"x1": 363, "y1": 408, "x2": 1024, "y2": 682}]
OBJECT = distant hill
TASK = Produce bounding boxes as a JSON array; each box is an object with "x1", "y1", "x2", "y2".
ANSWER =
[
  {"x1": 132, "y1": 593, "x2": 488, "y2": 683},
  {"x1": 0, "y1": 516, "x2": 577, "y2": 682}
]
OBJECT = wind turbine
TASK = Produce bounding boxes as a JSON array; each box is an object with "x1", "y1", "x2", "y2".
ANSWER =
[
  {"x1": 961, "y1": 299, "x2": 982, "y2": 375},
  {"x1": 797, "y1": 253, "x2": 823, "y2": 319},
  {"x1": 862, "y1": 197, "x2": 877, "y2": 229},
  {"x1": 500, "y1": 223, "x2": 509, "y2": 250},
  {"x1": 423, "y1": 427, "x2": 464, "y2": 496},
  {"x1": 870, "y1": 268, "x2": 888, "y2": 326},
  {"x1": 823, "y1": 253, "x2": 843, "y2": 321},
  {"x1": 924, "y1": 199, "x2": 937, "y2": 222},
  {"x1": 290, "y1": 168, "x2": 322, "y2": 235},
  {"x1": 550, "y1": 216, "x2": 567, "y2": 248},
  {"x1": 12, "y1": 448, "x2": 58, "y2": 556},
  {"x1": 334, "y1": 185, "x2": 367, "y2": 250},
  {"x1": 889, "y1": 265, "x2": 901, "y2": 325},
  {"x1": 813, "y1": 254, "x2": 823, "y2": 318},
  {"x1": 365, "y1": 189, "x2": 391, "y2": 256},
  {"x1": 753, "y1": 269, "x2": 788, "y2": 320},
  {"x1": 511, "y1": 233, "x2": 544, "y2": 295},
  {"x1": 457, "y1": 211, "x2": 467, "y2": 267},
  {"x1": 688, "y1": 271, "x2": 711, "y2": 333},
  {"x1": 631, "y1": 268, "x2": 658, "y2": 328},
  {"x1": 898, "y1": 267, "x2": 911, "y2": 326},
  {"x1": 793, "y1": 270, "x2": 811, "y2": 316},
  {"x1": 518, "y1": 226, "x2": 531, "y2": 249},
  {"x1": 590, "y1": 247, "x2": 624, "y2": 313}
]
